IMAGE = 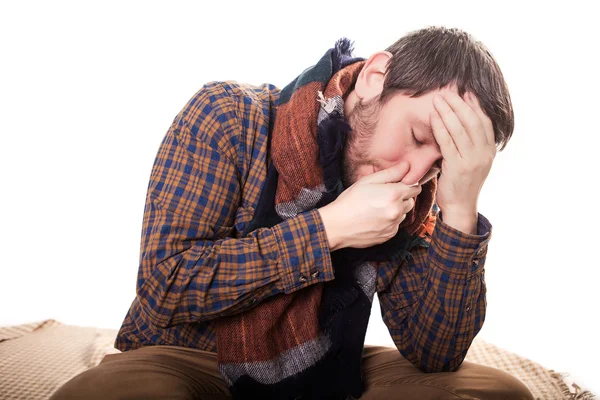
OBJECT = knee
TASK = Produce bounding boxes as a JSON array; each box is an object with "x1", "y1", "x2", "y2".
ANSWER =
[
  {"x1": 49, "y1": 367, "x2": 112, "y2": 400},
  {"x1": 471, "y1": 366, "x2": 535, "y2": 400},
  {"x1": 498, "y1": 373, "x2": 534, "y2": 399},
  {"x1": 49, "y1": 364, "x2": 197, "y2": 400},
  {"x1": 362, "y1": 360, "x2": 535, "y2": 400}
]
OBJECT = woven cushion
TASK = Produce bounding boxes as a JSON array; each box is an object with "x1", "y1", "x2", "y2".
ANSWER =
[
  {"x1": 464, "y1": 336, "x2": 596, "y2": 399},
  {"x1": 0, "y1": 320, "x2": 107, "y2": 400}
]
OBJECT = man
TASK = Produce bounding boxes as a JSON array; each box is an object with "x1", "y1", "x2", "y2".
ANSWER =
[{"x1": 51, "y1": 26, "x2": 534, "y2": 399}]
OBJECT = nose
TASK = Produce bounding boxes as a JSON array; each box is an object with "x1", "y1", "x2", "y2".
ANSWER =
[
  {"x1": 406, "y1": 162, "x2": 441, "y2": 186},
  {"x1": 399, "y1": 154, "x2": 442, "y2": 185}
]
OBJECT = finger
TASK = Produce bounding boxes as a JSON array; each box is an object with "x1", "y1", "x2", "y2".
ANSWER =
[
  {"x1": 431, "y1": 108, "x2": 461, "y2": 161},
  {"x1": 402, "y1": 198, "x2": 416, "y2": 218},
  {"x1": 392, "y1": 198, "x2": 415, "y2": 224},
  {"x1": 386, "y1": 182, "x2": 421, "y2": 202},
  {"x1": 441, "y1": 91, "x2": 485, "y2": 146},
  {"x1": 395, "y1": 184, "x2": 422, "y2": 201},
  {"x1": 466, "y1": 92, "x2": 496, "y2": 146},
  {"x1": 360, "y1": 160, "x2": 410, "y2": 184},
  {"x1": 433, "y1": 93, "x2": 475, "y2": 152},
  {"x1": 458, "y1": 91, "x2": 490, "y2": 147},
  {"x1": 404, "y1": 197, "x2": 415, "y2": 212},
  {"x1": 460, "y1": 92, "x2": 489, "y2": 147}
]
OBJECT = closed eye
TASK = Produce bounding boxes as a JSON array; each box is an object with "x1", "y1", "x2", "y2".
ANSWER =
[{"x1": 411, "y1": 128, "x2": 424, "y2": 146}]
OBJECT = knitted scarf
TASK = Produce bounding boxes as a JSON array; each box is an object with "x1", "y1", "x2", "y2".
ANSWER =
[{"x1": 215, "y1": 38, "x2": 438, "y2": 400}]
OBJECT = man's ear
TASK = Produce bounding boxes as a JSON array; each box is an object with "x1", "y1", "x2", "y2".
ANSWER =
[{"x1": 354, "y1": 51, "x2": 393, "y2": 103}]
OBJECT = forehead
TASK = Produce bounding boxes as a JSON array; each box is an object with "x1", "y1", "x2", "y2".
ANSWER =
[
  {"x1": 413, "y1": 84, "x2": 460, "y2": 102},
  {"x1": 386, "y1": 84, "x2": 460, "y2": 121}
]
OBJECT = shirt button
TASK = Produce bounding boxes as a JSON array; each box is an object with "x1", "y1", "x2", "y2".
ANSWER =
[
  {"x1": 311, "y1": 270, "x2": 320, "y2": 278},
  {"x1": 299, "y1": 274, "x2": 307, "y2": 282},
  {"x1": 251, "y1": 298, "x2": 258, "y2": 305},
  {"x1": 472, "y1": 258, "x2": 480, "y2": 267},
  {"x1": 466, "y1": 305, "x2": 471, "y2": 312}
]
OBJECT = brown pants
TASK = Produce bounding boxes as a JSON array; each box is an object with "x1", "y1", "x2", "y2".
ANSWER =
[{"x1": 49, "y1": 345, "x2": 534, "y2": 399}]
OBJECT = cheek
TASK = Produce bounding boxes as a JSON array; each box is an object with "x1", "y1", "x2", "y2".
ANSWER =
[
  {"x1": 372, "y1": 131, "x2": 406, "y2": 162},
  {"x1": 376, "y1": 145, "x2": 401, "y2": 161}
]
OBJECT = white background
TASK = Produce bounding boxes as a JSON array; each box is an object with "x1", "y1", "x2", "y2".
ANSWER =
[{"x1": 1, "y1": 0, "x2": 598, "y2": 394}]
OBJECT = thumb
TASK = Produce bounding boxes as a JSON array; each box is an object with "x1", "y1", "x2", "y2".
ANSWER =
[{"x1": 360, "y1": 161, "x2": 410, "y2": 185}]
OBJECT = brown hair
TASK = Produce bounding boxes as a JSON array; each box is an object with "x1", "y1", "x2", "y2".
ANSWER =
[{"x1": 382, "y1": 26, "x2": 514, "y2": 151}]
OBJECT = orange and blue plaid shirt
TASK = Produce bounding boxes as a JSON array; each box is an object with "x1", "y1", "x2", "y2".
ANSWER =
[{"x1": 114, "y1": 80, "x2": 492, "y2": 373}]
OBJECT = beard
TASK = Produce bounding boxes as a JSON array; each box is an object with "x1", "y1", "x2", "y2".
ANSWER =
[{"x1": 341, "y1": 97, "x2": 383, "y2": 188}]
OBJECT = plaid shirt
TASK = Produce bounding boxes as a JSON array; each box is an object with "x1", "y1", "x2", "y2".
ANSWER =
[{"x1": 114, "y1": 80, "x2": 492, "y2": 373}]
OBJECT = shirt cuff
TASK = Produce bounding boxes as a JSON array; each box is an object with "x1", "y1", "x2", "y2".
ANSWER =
[
  {"x1": 271, "y1": 208, "x2": 335, "y2": 294},
  {"x1": 428, "y1": 211, "x2": 492, "y2": 280}
]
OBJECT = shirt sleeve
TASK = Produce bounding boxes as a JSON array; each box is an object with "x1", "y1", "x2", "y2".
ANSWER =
[
  {"x1": 377, "y1": 210, "x2": 492, "y2": 373},
  {"x1": 136, "y1": 85, "x2": 335, "y2": 330}
]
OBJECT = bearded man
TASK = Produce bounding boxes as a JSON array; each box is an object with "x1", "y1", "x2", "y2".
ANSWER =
[{"x1": 50, "y1": 26, "x2": 534, "y2": 400}]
